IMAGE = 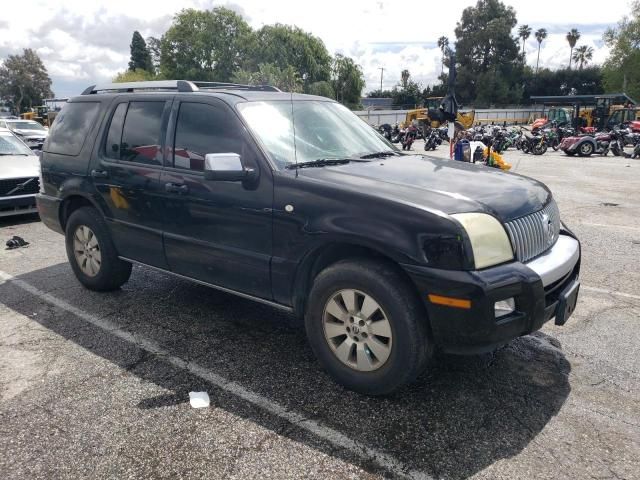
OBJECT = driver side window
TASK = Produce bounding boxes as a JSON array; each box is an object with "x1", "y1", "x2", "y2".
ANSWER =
[{"x1": 173, "y1": 102, "x2": 248, "y2": 172}]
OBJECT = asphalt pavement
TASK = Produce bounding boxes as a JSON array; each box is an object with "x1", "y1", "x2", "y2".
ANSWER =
[{"x1": 1, "y1": 144, "x2": 639, "y2": 479}]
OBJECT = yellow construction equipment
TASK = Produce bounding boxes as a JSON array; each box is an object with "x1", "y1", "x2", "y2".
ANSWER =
[
  {"x1": 402, "y1": 97, "x2": 475, "y2": 130},
  {"x1": 20, "y1": 106, "x2": 50, "y2": 126}
]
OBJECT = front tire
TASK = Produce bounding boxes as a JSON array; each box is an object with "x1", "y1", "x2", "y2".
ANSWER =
[
  {"x1": 305, "y1": 259, "x2": 431, "y2": 395},
  {"x1": 65, "y1": 207, "x2": 132, "y2": 291}
]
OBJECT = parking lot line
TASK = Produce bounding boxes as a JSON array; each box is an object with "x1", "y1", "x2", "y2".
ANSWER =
[
  {"x1": 0, "y1": 270, "x2": 432, "y2": 480},
  {"x1": 579, "y1": 222, "x2": 640, "y2": 231}
]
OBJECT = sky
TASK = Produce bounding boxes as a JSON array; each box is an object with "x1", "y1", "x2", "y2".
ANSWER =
[{"x1": 0, "y1": 0, "x2": 632, "y2": 98}]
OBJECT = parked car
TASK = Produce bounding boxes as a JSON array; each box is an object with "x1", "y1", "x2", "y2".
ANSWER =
[
  {"x1": 0, "y1": 128, "x2": 41, "y2": 217},
  {"x1": 0, "y1": 118, "x2": 48, "y2": 150},
  {"x1": 37, "y1": 80, "x2": 581, "y2": 395}
]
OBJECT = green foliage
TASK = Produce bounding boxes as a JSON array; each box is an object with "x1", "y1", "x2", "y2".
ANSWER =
[
  {"x1": 603, "y1": 2, "x2": 640, "y2": 99},
  {"x1": 331, "y1": 54, "x2": 365, "y2": 108},
  {"x1": 308, "y1": 81, "x2": 335, "y2": 99},
  {"x1": 128, "y1": 31, "x2": 152, "y2": 73},
  {"x1": 0, "y1": 48, "x2": 53, "y2": 113},
  {"x1": 572, "y1": 45, "x2": 594, "y2": 70},
  {"x1": 249, "y1": 24, "x2": 332, "y2": 84},
  {"x1": 232, "y1": 63, "x2": 303, "y2": 92},
  {"x1": 158, "y1": 7, "x2": 253, "y2": 82},
  {"x1": 518, "y1": 24, "x2": 532, "y2": 56},
  {"x1": 526, "y1": 66, "x2": 603, "y2": 97},
  {"x1": 566, "y1": 28, "x2": 581, "y2": 69},
  {"x1": 454, "y1": 0, "x2": 520, "y2": 104},
  {"x1": 113, "y1": 69, "x2": 156, "y2": 83}
]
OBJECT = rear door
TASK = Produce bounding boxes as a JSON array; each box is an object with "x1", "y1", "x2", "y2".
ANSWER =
[
  {"x1": 90, "y1": 96, "x2": 172, "y2": 268},
  {"x1": 159, "y1": 97, "x2": 273, "y2": 299}
]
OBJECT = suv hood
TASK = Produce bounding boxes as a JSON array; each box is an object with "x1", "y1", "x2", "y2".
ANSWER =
[
  {"x1": 0, "y1": 155, "x2": 40, "y2": 179},
  {"x1": 299, "y1": 155, "x2": 551, "y2": 222}
]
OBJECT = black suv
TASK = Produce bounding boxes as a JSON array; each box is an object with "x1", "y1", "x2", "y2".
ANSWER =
[{"x1": 37, "y1": 80, "x2": 581, "y2": 395}]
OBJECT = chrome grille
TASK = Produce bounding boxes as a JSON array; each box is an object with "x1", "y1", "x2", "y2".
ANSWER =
[
  {"x1": 0, "y1": 177, "x2": 40, "y2": 197},
  {"x1": 504, "y1": 200, "x2": 561, "y2": 263}
]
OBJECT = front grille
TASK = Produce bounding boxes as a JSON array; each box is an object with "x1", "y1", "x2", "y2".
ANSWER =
[
  {"x1": 504, "y1": 200, "x2": 561, "y2": 263},
  {"x1": 0, "y1": 177, "x2": 40, "y2": 197}
]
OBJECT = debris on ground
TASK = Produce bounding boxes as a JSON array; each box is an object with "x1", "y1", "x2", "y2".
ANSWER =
[
  {"x1": 5, "y1": 236, "x2": 29, "y2": 250},
  {"x1": 188, "y1": 391, "x2": 210, "y2": 409}
]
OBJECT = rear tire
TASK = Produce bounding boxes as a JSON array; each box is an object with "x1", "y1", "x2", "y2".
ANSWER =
[
  {"x1": 65, "y1": 207, "x2": 132, "y2": 291},
  {"x1": 578, "y1": 142, "x2": 594, "y2": 157},
  {"x1": 305, "y1": 259, "x2": 431, "y2": 395}
]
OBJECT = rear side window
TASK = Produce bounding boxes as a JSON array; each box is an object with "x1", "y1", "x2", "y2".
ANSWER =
[
  {"x1": 46, "y1": 102, "x2": 100, "y2": 156},
  {"x1": 173, "y1": 102, "x2": 244, "y2": 171},
  {"x1": 119, "y1": 102, "x2": 165, "y2": 165},
  {"x1": 105, "y1": 103, "x2": 127, "y2": 160}
]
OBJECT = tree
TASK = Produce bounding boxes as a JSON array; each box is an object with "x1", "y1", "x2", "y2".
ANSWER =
[
  {"x1": 454, "y1": 0, "x2": 521, "y2": 104},
  {"x1": 128, "y1": 31, "x2": 152, "y2": 73},
  {"x1": 391, "y1": 69, "x2": 422, "y2": 107},
  {"x1": 603, "y1": 2, "x2": 640, "y2": 99},
  {"x1": 572, "y1": 45, "x2": 594, "y2": 70},
  {"x1": 566, "y1": 28, "x2": 581, "y2": 69},
  {"x1": 518, "y1": 24, "x2": 532, "y2": 56},
  {"x1": 534, "y1": 28, "x2": 547, "y2": 74},
  {"x1": 249, "y1": 24, "x2": 332, "y2": 86},
  {"x1": 146, "y1": 36, "x2": 162, "y2": 75},
  {"x1": 113, "y1": 69, "x2": 155, "y2": 83},
  {"x1": 330, "y1": 54, "x2": 365, "y2": 108},
  {"x1": 0, "y1": 49, "x2": 53, "y2": 113},
  {"x1": 159, "y1": 7, "x2": 253, "y2": 82},
  {"x1": 232, "y1": 63, "x2": 303, "y2": 92},
  {"x1": 400, "y1": 69, "x2": 411, "y2": 89},
  {"x1": 308, "y1": 81, "x2": 335, "y2": 99},
  {"x1": 437, "y1": 36, "x2": 449, "y2": 74}
]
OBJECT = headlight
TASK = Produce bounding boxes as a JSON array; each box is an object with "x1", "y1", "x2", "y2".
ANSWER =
[{"x1": 451, "y1": 213, "x2": 514, "y2": 269}]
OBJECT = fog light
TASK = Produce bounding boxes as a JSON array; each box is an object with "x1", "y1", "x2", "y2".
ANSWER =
[{"x1": 494, "y1": 298, "x2": 515, "y2": 318}]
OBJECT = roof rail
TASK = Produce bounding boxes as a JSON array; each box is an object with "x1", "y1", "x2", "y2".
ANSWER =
[{"x1": 81, "y1": 80, "x2": 281, "y2": 95}]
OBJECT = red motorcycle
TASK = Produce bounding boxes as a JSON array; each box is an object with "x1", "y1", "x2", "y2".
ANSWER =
[
  {"x1": 560, "y1": 129, "x2": 624, "y2": 157},
  {"x1": 402, "y1": 125, "x2": 418, "y2": 150}
]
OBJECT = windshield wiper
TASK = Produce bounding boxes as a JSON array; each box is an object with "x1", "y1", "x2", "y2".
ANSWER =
[
  {"x1": 285, "y1": 158, "x2": 353, "y2": 169},
  {"x1": 0, "y1": 153, "x2": 30, "y2": 156},
  {"x1": 359, "y1": 151, "x2": 398, "y2": 159}
]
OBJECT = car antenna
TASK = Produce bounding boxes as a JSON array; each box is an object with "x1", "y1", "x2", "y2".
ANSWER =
[{"x1": 290, "y1": 90, "x2": 299, "y2": 177}]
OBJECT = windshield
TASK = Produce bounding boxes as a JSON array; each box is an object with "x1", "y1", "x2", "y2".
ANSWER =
[
  {"x1": 238, "y1": 100, "x2": 395, "y2": 168},
  {"x1": 0, "y1": 132, "x2": 35, "y2": 156},
  {"x1": 7, "y1": 121, "x2": 46, "y2": 131}
]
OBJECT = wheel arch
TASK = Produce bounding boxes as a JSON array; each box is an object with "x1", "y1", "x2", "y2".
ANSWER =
[
  {"x1": 59, "y1": 193, "x2": 103, "y2": 232},
  {"x1": 291, "y1": 241, "x2": 420, "y2": 319}
]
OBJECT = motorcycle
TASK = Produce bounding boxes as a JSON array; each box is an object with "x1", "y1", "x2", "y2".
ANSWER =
[
  {"x1": 559, "y1": 129, "x2": 624, "y2": 157},
  {"x1": 390, "y1": 124, "x2": 403, "y2": 144},
  {"x1": 423, "y1": 128, "x2": 442, "y2": 151},
  {"x1": 402, "y1": 125, "x2": 418, "y2": 150},
  {"x1": 377, "y1": 123, "x2": 392, "y2": 141},
  {"x1": 521, "y1": 130, "x2": 547, "y2": 155}
]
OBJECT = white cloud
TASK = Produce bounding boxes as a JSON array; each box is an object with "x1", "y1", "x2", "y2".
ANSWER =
[{"x1": 0, "y1": 0, "x2": 630, "y2": 97}]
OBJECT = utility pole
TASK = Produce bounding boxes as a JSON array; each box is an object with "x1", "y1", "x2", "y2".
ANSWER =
[{"x1": 378, "y1": 67, "x2": 384, "y2": 95}]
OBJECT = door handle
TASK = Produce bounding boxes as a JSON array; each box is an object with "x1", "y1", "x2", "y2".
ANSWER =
[
  {"x1": 91, "y1": 169, "x2": 109, "y2": 179},
  {"x1": 164, "y1": 182, "x2": 189, "y2": 194}
]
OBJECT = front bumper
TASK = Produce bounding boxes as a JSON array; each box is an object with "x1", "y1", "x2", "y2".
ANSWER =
[
  {"x1": 0, "y1": 194, "x2": 38, "y2": 217},
  {"x1": 403, "y1": 233, "x2": 581, "y2": 354}
]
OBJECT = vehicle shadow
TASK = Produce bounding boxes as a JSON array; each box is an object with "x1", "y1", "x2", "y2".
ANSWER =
[
  {"x1": 0, "y1": 262, "x2": 571, "y2": 479},
  {"x1": 0, "y1": 212, "x2": 40, "y2": 228}
]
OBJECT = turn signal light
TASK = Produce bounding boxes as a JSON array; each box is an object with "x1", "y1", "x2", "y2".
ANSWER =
[{"x1": 428, "y1": 294, "x2": 472, "y2": 309}]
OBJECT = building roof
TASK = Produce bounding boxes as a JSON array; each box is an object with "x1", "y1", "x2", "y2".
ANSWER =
[{"x1": 530, "y1": 93, "x2": 637, "y2": 106}]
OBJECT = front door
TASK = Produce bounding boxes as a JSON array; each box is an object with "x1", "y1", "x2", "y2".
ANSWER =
[
  {"x1": 91, "y1": 96, "x2": 172, "y2": 268},
  {"x1": 159, "y1": 98, "x2": 273, "y2": 299}
]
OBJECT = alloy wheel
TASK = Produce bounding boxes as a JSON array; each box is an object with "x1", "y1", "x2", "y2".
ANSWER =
[
  {"x1": 73, "y1": 225, "x2": 102, "y2": 277},
  {"x1": 322, "y1": 289, "x2": 392, "y2": 372}
]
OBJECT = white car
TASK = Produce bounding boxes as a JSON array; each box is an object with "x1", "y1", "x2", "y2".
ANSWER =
[
  {"x1": 0, "y1": 119, "x2": 48, "y2": 150},
  {"x1": 0, "y1": 128, "x2": 41, "y2": 217}
]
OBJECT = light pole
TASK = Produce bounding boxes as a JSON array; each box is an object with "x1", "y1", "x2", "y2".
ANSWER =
[{"x1": 378, "y1": 67, "x2": 384, "y2": 95}]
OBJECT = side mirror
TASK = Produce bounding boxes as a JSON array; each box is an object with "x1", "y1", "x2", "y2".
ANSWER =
[{"x1": 204, "y1": 153, "x2": 256, "y2": 182}]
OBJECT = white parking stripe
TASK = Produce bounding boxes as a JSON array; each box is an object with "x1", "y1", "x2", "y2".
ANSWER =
[
  {"x1": 0, "y1": 270, "x2": 431, "y2": 480},
  {"x1": 581, "y1": 286, "x2": 640, "y2": 301}
]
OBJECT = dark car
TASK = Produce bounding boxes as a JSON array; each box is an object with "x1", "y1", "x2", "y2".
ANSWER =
[{"x1": 37, "y1": 80, "x2": 581, "y2": 395}]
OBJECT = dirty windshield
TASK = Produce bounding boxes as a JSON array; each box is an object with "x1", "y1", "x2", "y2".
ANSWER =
[{"x1": 238, "y1": 100, "x2": 394, "y2": 168}]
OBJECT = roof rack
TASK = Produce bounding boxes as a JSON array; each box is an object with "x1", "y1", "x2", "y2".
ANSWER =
[{"x1": 81, "y1": 80, "x2": 281, "y2": 95}]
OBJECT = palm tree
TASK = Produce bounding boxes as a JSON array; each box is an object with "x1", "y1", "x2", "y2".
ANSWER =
[
  {"x1": 400, "y1": 69, "x2": 410, "y2": 89},
  {"x1": 437, "y1": 36, "x2": 449, "y2": 74},
  {"x1": 534, "y1": 28, "x2": 547, "y2": 74},
  {"x1": 566, "y1": 28, "x2": 581, "y2": 69},
  {"x1": 518, "y1": 25, "x2": 532, "y2": 57},
  {"x1": 572, "y1": 45, "x2": 594, "y2": 70}
]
